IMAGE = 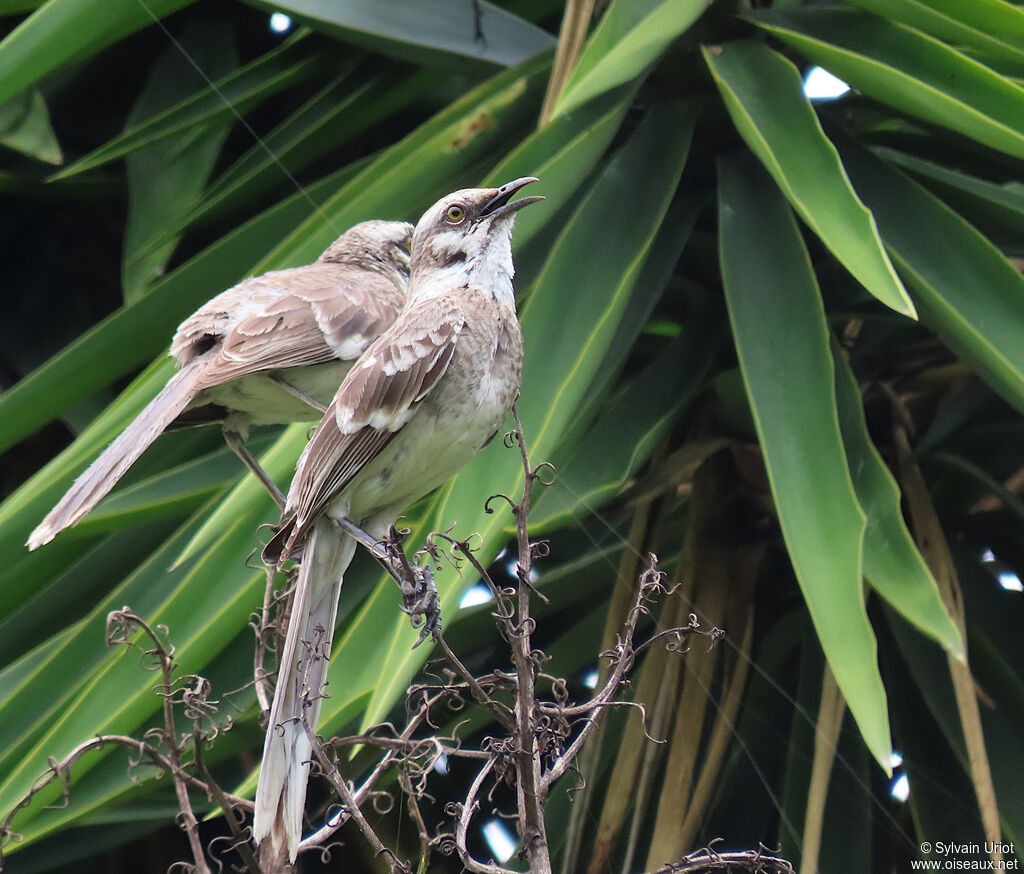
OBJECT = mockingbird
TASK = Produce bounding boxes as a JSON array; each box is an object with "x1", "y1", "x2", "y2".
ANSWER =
[
  {"x1": 27, "y1": 221, "x2": 412, "y2": 551},
  {"x1": 252, "y1": 177, "x2": 541, "y2": 864}
]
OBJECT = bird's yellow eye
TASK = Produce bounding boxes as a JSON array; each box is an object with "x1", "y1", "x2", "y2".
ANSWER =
[{"x1": 445, "y1": 204, "x2": 466, "y2": 224}]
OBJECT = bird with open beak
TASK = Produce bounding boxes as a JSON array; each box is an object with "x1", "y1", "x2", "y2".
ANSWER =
[
  {"x1": 27, "y1": 220, "x2": 413, "y2": 550},
  {"x1": 253, "y1": 177, "x2": 542, "y2": 865}
]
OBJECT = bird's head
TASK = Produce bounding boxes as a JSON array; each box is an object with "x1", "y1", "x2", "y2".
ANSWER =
[
  {"x1": 410, "y1": 177, "x2": 543, "y2": 279},
  {"x1": 320, "y1": 220, "x2": 414, "y2": 281}
]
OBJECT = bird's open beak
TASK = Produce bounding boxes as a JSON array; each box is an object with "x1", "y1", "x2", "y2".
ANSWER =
[{"x1": 480, "y1": 176, "x2": 544, "y2": 219}]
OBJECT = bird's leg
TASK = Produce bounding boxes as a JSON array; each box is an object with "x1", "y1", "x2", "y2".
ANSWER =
[
  {"x1": 334, "y1": 516, "x2": 390, "y2": 560},
  {"x1": 333, "y1": 517, "x2": 441, "y2": 643},
  {"x1": 269, "y1": 374, "x2": 328, "y2": 414},
  {"x1": 385, "y1": 523, "x2": 441, "y2": 643},
  {"x1": 221, "y1": 425, "x2": 286, "y2": 509}
]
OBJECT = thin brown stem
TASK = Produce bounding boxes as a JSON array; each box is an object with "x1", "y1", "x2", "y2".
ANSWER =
[
  {"x1": 455, "y1": 759, "x2": 515, "y2": 874},
  {"x1": 304, "y1": 722, "x2": 412, "y2": 874},
  {"x1": 434, "y1": 632, "x2": 516, "y2": 730},
  {"x1": 508, "y1": 404, "x2": 552, "y2": 874}
]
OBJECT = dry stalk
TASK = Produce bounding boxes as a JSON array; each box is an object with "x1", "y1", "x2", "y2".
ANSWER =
[{"x1": 1, "y1": 409, "x2": 782, "y2": 874}]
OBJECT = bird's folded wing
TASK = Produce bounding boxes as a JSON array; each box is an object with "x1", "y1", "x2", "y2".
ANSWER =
[
  {"x1": 172, "y1": 264, "x2": 406, "y2": 387},
  {"x1": 287, "y1": 296, "x2": 467, "y2": 534}
]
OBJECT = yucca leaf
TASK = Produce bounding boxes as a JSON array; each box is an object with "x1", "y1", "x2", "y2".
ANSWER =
[
  {"x1": 704, "y1": 40, "x2": 914, "y2": 317},
  {"x1": 0, "y1": 0, "x2": 198, "y2": 107},
  {"x1": 718, "y1": 150, "x2": 891, "y2": 770},
  {"x1": 238, "y1": 0, "x2": 555, "y2": 69},
  {"x1": 751, "y1": 9, "x2": 1024, "y2": 161}
]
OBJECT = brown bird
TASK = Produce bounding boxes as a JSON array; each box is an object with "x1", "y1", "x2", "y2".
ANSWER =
[
  {"x1": 253, "y1": 178, "x2": 541, "y2": 864},
  {"x1": 27, "y1": 221, "x2": 413, "y2": 551}
]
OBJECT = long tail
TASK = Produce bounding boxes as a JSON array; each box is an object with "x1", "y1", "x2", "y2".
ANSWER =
[
  {"x1": 253, "y1": 520, "x2": 355, "y2": 863},
  {"x1": 27, "y1": 363, "x2": 202, "y2": 550}
]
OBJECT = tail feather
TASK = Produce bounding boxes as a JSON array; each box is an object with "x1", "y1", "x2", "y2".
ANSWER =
[
  {"x1": 253, "y1": 520, "x2": 355, "y2": 863},
  {"x1": 27, "y1": 364, "x2": 202, "y2": 550}
]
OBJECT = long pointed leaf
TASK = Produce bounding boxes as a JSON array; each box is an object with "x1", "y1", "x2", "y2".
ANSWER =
[
  {"x1": 718, "y1": 151, "x2": 890, "y2": 770},
  {"x1": 704, "y1": 40, "x2": 914, "y2": 317},
  {"x1": 877, "y1": 147, "x2": 1024, "y2": 252},
  {"x1": 751, "y1": 8, "x2": 1024, "y2": 161},
  {"x1": 531, "y1": 291, "x2": 721, "y2": 530},
  {"x1": 0, "y1": 0, "x2": 197, "y2": 107},
  {"x1": 844, "y1": 0, "x2": 1024, "y2": 68},
  {"x1": 52, "y1": 35, "x2": 322, "y2": 181},
  {"x1": 0, "y1": 89, "x2": 61, "y2": 164},
  {"x1": 239, "y1": 0, "x2": 555, "y2": 69},
  {"x1": 121, "y1": 24, "x2": 236, "y2": 300},
  {"x1": 836, "y1": 136, "x2": 1024, "y2": 416},
  {"x1": 553, "y1": 0, "x2": 710, "y2": 118},
  {"x1": 832, "y1": 343, "x2": 963, "y2": 657}
]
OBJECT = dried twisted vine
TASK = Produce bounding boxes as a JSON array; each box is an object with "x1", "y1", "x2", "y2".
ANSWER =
[{"x1": 1, "y1": 406, "x2": 782, "y2": 874}]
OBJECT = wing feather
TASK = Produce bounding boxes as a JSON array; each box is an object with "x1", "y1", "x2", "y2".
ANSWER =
[
  {"x1": 275, "y1": 298, "x2": 466, "y2": 555},
  {"x1": 173, "y1": 262, "x2": 406, "y2": 389}
]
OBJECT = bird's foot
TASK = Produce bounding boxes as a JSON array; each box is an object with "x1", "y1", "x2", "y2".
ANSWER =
[
  {"x1": 334, "y1": 518, "x2": 442, "y2": 644},
  {"x1": 380, "y1": 525, "x2": 441, "y2": 647}
]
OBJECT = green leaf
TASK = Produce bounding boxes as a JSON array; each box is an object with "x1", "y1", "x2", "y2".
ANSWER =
[
  {"x1": 530, "y1": 283, "x2": 722, "y2": 531},
  {"x1": 121, "y1": 23, "x2": 236, "y2": 301},
  {"x1": 0, "y1": 507, "x2": 264, "y2": 839},
  {"x1": 0, "y1": 0, "x2": 44, "y2": 13},
  {"x1": 144, "y1": 69, "x2": 441, "y2": 251},
  {"x1": 73, "y1": 435, "x2": 277, "y2": 536},
  {"x1": 0, "y1": 0, "x2": 198, "y2": 107},
  {"x1": 875, "y1": 147, "x2": 1024, "y2": 252},
  {"x1": 172, "y1": 424, "x2": 302, "y2": 569},
  {"x1": 836, "y1": 136, "x2": 1024, "y2": 417},
  {"x1": 750, "y1": 8, "x2": 1024, "y2": 161},
  {"x1": 843, "y1": 0, "x2": 1024, "y2": 68},
  {"x1": 52, "y1": 34, "x2": 323, "y2": 181},
  {"x1": 250, "y1": 50, "x2": 552, "y2": 272},
  {"x1": 553, "y1": 0, "x2": 711, "y2": 118},
  {"x1": 718, "y1": 150, "x2": 891, "y2": 770},
  {"x1": 527, "y1": 193, "x2": 706, "y2": 510},
  {"x1": 0, "y1": 523, "x2": 175, "y2": 666},
  {"x1": 0, "y1": 160, "x2": 358, "y2": 456},
  {"x1": 0, "y1": 89, "x2": 61, "y2": 164},
  {"x1": 0, "y1": 359, "x2": 178, "y2": 567},
  {"x1": 238, "y1": 0, "x2": 555, "y2": 69},
  {"x1": 832, "y1": 342, "x2": 963, "y2": 657},
  {"x1": 704, "y1": 40, "x2": 914, "y2": 317}
]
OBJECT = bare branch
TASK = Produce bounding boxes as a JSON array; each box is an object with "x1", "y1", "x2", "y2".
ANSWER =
[
  {"x1": 648, "y1": 842, "x2": 795, "y2": 873},
  {"x1": 452, "y1": 758, "x2": 516, "y2": 874}
]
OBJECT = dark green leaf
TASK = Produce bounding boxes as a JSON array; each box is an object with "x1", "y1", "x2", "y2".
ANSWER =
[
  {"x1": 751, "y1": 8, "x2": 1024, "y2": 161},
  {"x1": 52, "y1": 34, "x2": 322, "y2": 180},
  {"x1": 843, "y1": 0, "x2": 1024, "y2": 68},
  {"x1": 121, "y1": 23, "x2": 236, "y2": 300},
  {"x1": 0, "y1": 89, "x2": 61, "y2": 163},
  {"x1": 837, "y1": 136, "x2": 1024, "y2": 416},
  {"x1": 718, "y1": 150, "x2": 890, "y2": 769},
  {"x1": 239, "y1": 0, "x2": 555, "y2": 68},
  {"x1": 0, "y1": 0, "x2": 198, "y2": 107},
  {"x1": 554, "y1": 0, "x2": 711, "y2": 117},
  {"x1": 704, "y1": 40, "x2": 914, "y2": 316},
  {"x1": 833, "y1": 343, "x2": 962, "y2": 656}
]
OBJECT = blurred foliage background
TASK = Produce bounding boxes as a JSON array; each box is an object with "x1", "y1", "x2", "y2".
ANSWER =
[{"x1": 1, "y1": 0, "x2": 1023, "y2": 871}]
